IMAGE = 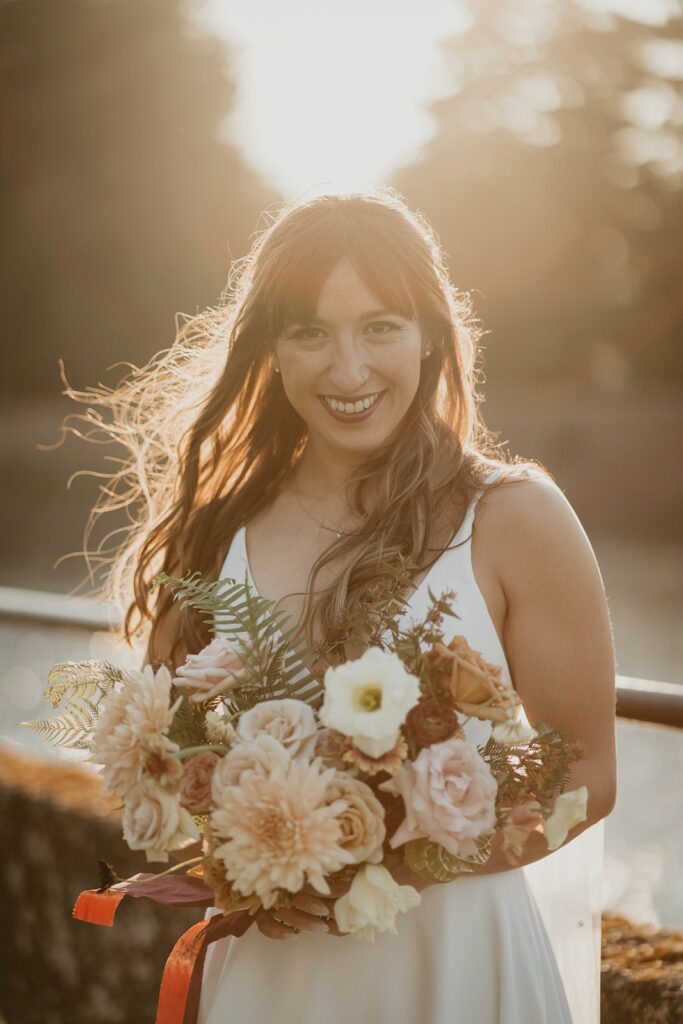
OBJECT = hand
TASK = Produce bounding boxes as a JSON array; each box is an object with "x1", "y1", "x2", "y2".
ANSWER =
[{"x1": 382, "y1": 850, "x2": 433, "y2": 894}]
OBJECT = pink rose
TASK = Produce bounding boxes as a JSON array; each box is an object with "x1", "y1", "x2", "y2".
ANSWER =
[
  {"x1": 174, "y1": 637, "x2": 246, "y2": 703},
  {"x1": 180, "y1": 752, "x2": 221, "y2": 814},
  {"x1": 500, "y1": 800, "x2": 544, "y2": 866},
  {"x1": 379, "y1": 736, "x2": 497, "y2": 859}
]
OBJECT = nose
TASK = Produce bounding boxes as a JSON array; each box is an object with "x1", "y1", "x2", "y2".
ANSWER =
[{"x1": 325, "y1": 335, "x2": 371, "y2": 394}]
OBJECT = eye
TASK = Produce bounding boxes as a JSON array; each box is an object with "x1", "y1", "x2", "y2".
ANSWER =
[
  {"x1": 289, "y1": 326, "x2": 325, "y2": 340},
  {"x1": 366, "y1": 320, "x2": 400, "y2": 335}
]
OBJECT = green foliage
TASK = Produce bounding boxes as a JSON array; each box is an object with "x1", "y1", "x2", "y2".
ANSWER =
[
  {"x1": 44, "y1": 659, "x2": 123, "y2": 709},
  {"x1": 154, "y1": 569, "x2": 326, "y2": 709},
  {"x1": 19, "y1": 659, "x2": 124, "y2": 752},
  {"x1": 309, "y1": 552, "x2": 460, "y2": 683},
  {"x1": 481, "y1": 721, "x2": 585, "y2": 810},
  {"x1": 167, "y1": 692, "x2": 208, "y2": 750},
  {"x1": 404, "y1": 835, "x2": 493, "y2": 882},
  {"x1": 19, "y1": 696, "x2": 100, "y2": 751}
]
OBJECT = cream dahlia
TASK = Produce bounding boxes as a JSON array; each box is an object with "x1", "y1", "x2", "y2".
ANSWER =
[
  {"x1": 91, "y1": 664, "x2": 181, "y2": 799},
  {"x1": 210, "y1": 755, "x2": 355, "y2": 908}
]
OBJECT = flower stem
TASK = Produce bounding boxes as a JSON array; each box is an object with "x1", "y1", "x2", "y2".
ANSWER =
[
  {"x1": 171, "y1": 744, "x2": 230, "y2": 759},
  {"x1": 115, "y1": 855, "x2": 207, "y2": 890}
]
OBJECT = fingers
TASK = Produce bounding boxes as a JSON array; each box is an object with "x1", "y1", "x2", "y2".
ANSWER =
[
  {"x1": 272, "y1": 906, "x2": 330, "y2": 933},
  {"x1": 290, "y1": 893, "x2": 330, "y2": 917},
  {"x1": 255, "y1": 910, "x2": 298, "y2": 940}
]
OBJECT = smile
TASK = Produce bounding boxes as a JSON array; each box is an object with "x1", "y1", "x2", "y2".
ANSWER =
[{"x1": 319, "y1": 390, "x2": 386, "y2": 422}]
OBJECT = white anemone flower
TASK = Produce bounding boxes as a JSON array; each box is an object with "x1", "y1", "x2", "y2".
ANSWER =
[{"x1": 319, "y1": 648, "x2": 420, "y2": 759}]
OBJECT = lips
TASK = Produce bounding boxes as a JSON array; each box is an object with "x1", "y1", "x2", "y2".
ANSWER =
[{"x1": 318, "y1": 390, "x2": 387, "y2": 423}]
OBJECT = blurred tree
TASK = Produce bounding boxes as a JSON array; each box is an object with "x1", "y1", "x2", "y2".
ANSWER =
[
  {"x1": 0, "y1": 0, "x2": 279, "y2": 395},
  {"x1": 392, "y1": 0, "x2": 682, "y2": 384}
]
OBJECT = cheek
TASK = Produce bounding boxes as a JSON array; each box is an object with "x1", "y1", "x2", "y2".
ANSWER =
[{"x1": 382, "y1": 349, "x2": 422, "y2": 392}]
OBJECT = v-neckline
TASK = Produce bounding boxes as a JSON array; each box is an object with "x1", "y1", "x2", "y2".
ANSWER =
[{"x1": 238, "y1": 518, "x2": 471, "y2": 615}]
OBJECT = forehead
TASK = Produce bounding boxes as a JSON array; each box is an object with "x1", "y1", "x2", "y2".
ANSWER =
[
  {"x1": 266, "y1": 244, "x2": 418, "y2": 335},
  {"x1": 312, "y1": 257, "x2": 399, "y2": 320}
]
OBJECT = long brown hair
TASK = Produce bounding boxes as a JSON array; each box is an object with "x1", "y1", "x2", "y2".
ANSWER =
[{"x1": 59, "y1": 185, "x2": 548, "y2": 669}]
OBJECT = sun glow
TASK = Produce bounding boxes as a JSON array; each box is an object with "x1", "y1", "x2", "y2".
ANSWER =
[
  {"x1": 189, "y1": 0, "x2": 465, "y2": 198},
  {"x1": 190, "y1": 0, "x2": 676, "y2": 199}
]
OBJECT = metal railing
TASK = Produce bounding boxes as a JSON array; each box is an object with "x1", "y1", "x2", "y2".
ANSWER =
[{"x1": 1, "y1": 584, "x2": 681, "y2": 730}]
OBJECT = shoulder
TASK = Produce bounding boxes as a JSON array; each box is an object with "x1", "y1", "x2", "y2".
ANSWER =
[{"x1": 474, "y1": 470, "x2": 601, "y2": 600}]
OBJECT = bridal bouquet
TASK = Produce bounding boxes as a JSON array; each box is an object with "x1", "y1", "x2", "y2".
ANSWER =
[{"x1": 21, "y1": 558, "x2": 588, "y2": 1021}]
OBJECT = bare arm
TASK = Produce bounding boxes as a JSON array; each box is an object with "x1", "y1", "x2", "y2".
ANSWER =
[
  {"x1": 470, "y1": 476, "x2": 617, "y2": 875},
  {"x1": 393, "y1": 475, "x2": 618, "y2": 887}
]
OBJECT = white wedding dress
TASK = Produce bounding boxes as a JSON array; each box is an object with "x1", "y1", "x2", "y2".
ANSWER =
[{"x1": 197, "y1": 474, "x2": 603, "y2": 1024}]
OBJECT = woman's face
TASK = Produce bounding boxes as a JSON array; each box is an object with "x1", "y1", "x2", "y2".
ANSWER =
[{"x1": 273, "y1": 256, "x2": 425, "y2": 456}]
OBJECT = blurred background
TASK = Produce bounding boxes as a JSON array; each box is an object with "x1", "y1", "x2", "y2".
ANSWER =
[{"x1": 0, "y1": 0, "x2": 681, "y2": 1018}]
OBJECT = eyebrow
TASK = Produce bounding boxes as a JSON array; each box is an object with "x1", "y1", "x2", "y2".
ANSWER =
[{"x1": 289, "y1": 308, "x2": 403, "y2": 327}]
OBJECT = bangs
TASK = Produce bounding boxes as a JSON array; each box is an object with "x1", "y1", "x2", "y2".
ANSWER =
[{"x1": 262, "y1": 214, "x2": 420, "y2": 338}]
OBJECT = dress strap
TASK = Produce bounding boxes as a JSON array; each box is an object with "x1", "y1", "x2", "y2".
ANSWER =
[{"x1": 449, "y1": 469, "x2": 504, "y2": 548}]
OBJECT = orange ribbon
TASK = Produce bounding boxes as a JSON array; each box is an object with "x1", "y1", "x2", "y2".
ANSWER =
[
  {"x1": 72, "y1": 888, "x2": 255, "y2": 1024},
  {"x1": 72, "y1": 888, "x2": 127, "y2": 926},
  {"x1": 155, "y1": 909, "x2": 254, "y2": 1024}
]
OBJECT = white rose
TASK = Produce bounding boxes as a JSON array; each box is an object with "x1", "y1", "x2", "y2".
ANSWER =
[
  {"x1": 211, "y1": 733, "x2": 290, "y2": 792},
  {"x1": 334, "y1": 863, "x2": 421, "y2": 942},
  {"x1": 491, "y1": 719, "x2": 538, "y2": 745},
  {"x1": 543, "y1": 786, "x2": 589, "y2": 851},
  {"x1": 122, "y1": 777, "x2": 200, "y2": 863},
  {"x1": 320, "y1": 648, "x2": 420, "y2": 759},
  {"x1": 236, "y1": 698, "x2": 317, "y2": 759}
]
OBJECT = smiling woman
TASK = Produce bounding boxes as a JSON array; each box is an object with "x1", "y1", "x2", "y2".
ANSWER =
[
  {"x1": 272, "y1": 257, "x2": 425, "y2": 442},
  {"x1": 58, "y1": 186, "x2": 614, "y2": 1024}
]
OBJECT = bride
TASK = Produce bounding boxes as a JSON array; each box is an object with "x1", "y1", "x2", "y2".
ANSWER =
[{"x1": 78, "y1": 187, "x2": 617, "y2": 1023}]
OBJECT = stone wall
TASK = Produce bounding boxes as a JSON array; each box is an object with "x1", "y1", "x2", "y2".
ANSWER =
[{"x1": 0, "y1": 747, "x2": 199, "y2": 1024}]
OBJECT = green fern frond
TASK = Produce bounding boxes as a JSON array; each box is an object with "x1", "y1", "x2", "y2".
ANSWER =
[
  {"x1": 45, "y1": 660, "x2": 123, "y2": 709},
  {"x1": 154, "y1": 570, "x2": 324, "y2": 709},
  {"x1": 18, "y1": 696, "x2": 98, "y2": 751}
]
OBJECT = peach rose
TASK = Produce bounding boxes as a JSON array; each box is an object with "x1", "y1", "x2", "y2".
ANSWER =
[
  {"x1": 425, "y1": 635, "x2": 520, "y2": 723},
  {"x1": 236, "y1": 698, "x2": 317, "y2": 760},
  {"x1": 180, "y1": 752, "x2": 221, "y2": 814},
  {"x1": 380, "y1": 735, "x2": 497, "y2": 859},
  {"x1": 325, "y1": 774, "x2": 386, "y2": 864}
]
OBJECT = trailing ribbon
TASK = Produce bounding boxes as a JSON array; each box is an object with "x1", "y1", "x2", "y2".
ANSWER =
[
  {"x1": 72, "y1": 875, "x2": 257, "y2": 1024},
  {"x1": 72, "y1": 887, "x2": 127, "y2": 926},
  {"x1": 155, "y1": 908, "x2": 255, "y2": 1024}
]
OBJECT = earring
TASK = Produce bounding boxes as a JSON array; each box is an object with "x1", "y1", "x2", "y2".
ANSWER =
[
  {"x1": 424, "y1": 350, "x2": 431, "y2": 358},
  {"x1": 274, "y1": 366, "x2": 280, "y2": 374}
]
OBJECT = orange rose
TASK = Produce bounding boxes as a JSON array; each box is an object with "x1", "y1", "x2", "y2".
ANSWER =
[{"x1": 424, "y1": 635, "x2": 520, "y2": 723}]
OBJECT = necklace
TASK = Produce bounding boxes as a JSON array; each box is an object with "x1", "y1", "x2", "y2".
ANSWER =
[{"x1": 291, "y1": 482, "x2": 356, "y2": 539}]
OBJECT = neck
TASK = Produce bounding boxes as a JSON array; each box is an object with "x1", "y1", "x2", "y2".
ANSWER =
[{"x1": 292, "y1": 437, "x2": 374, "y2": 519}]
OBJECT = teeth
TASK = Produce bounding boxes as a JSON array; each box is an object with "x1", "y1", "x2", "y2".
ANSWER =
[{"x1": 324, "y1": 392, "x2": 381, "y2": 414}]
